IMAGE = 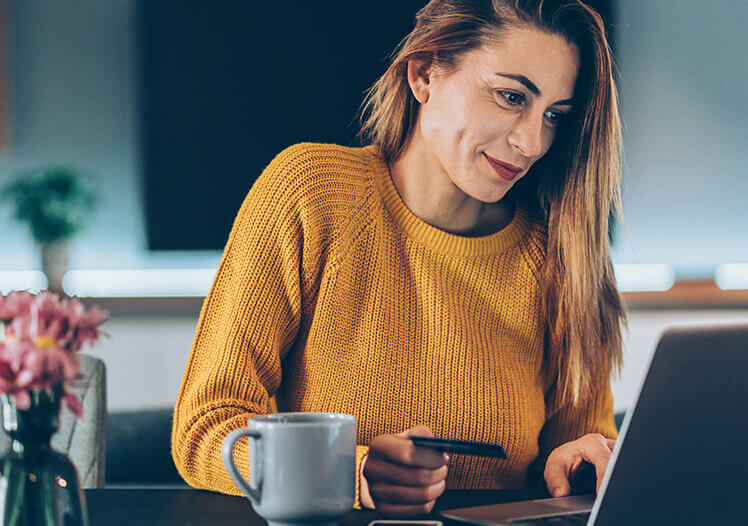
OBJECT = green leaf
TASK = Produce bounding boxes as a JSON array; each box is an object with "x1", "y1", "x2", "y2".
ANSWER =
[{"x1": 0, "y1": 166, "x2": 99, "y2": 244}]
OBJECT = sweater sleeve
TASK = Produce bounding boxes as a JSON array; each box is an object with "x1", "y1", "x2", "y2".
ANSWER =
[
  {"x1": 527, "y1": 370, "x2": 618, "y2": 492},
  {"x1": 171, "y1": 145, "x2": 315, "y2": 495},
  {"x1": 353, "y1": 445, "x2": 371, "y2": 509}
]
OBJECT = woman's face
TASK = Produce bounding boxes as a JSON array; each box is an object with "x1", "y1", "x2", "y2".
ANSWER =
[{"x1": 408, "y1": 25, "x2": 581, "y2": 204}]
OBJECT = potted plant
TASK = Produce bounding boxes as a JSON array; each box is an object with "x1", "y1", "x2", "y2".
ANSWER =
[
  {"x1": 0, "y1": 290, "x2": 108, "y2": 525},
  {"x1": 0, "y1": 167, "x2": 98, "y2": 296}
]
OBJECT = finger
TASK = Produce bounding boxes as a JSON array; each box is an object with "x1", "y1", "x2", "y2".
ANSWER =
[
  {"x1": 370, "y1": 434, "x2": 447, "y2": 468},
  {"x1": 577, "y1": 436, "x2": 614, "y2": 493},
  {"x1": 397, "y1": 424, "x2": 434, "y2": 439},
  {"x1": 369, "y1": 479, "x2": 446, "y2": 504},
  {"x1": 397, "y1": 425, "x2": 453, "y2": 463},
  {"x1": 605, "y1": 438, "x2": 616, "y2": 451},
  {"x1": 376, "y1": 500, "x2": 436, "y2": 518},
  {"x1": 364, "y1": 455, "x2": 449, "y2": 487},
  {"x1": 544, "y1": 452, "x2": 580, "y2": 497}
]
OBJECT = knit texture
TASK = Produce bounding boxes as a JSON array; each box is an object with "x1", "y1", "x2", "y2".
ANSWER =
[{"x1": 171, "y1": 142, "x2": 618, "y2": 509}]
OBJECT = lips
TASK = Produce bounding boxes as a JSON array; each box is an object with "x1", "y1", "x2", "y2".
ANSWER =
[{"x1": 483, "y1": 153, "x2": 522, "y2": 182}]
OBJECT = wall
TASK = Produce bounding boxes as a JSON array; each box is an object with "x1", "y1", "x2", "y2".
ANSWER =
[
  {"x1": 612, "y1": 1, "x2": 748, "y2": 277},
  {"x1": 2, "y1": 1, "x2": 747, "y2": 277},
  {"x1": 0, "y1": 0, "x2": 219, "y2": 271}
]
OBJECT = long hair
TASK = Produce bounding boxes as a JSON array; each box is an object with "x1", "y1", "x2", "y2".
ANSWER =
[{"x1": 355, "y1": 0, "x2": 626, "y2": 406}]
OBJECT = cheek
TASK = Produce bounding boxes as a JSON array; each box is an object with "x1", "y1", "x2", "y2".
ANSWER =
[
  {"x1": 468, "y1": 98, "x2": 519, "y2": 144},
  {"x1": 465, "y1": 102, "x2": 502, "y2": 138},
  {"x1": 422, "y1": 87, "x2": 473, "y2": 145},
  {"x1": 419, "y1": 104, "x2": 444, "y2": 145}
]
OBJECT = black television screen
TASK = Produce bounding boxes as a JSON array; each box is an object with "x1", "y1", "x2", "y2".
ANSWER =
[{"x1": 138, "y1": 0, "x2": 615, "y2": 251}]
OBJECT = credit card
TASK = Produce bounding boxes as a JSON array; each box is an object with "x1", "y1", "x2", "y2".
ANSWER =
[{"x1": 409, "y1": 435, "x2": 507, "y2": 458}]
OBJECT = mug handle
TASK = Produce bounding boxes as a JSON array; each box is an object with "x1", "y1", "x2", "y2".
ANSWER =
[{"x1": 222, "y1": 428, "x2": 263, "y2": 503}]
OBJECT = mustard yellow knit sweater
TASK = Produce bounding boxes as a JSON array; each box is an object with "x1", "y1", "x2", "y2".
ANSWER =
[{"x1": 171, "y1": 142, "x2": 618, "y2": 509}]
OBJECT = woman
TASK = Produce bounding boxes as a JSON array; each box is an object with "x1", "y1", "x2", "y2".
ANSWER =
[{"x1": 171, "y1": 0, "x2": 625, "y2": 517}]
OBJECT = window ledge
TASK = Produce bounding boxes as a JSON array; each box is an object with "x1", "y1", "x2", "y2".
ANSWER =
[{"x1": 71, "y1": 280, "x2": 748, "y2": 317}]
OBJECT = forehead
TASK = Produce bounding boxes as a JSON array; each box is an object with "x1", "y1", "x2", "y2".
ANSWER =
[{"x1": 460, "y1": 25, "x2": 580, "y2": 96}]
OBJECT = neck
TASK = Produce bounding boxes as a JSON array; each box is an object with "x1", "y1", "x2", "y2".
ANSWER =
[{"x1": 388, "y1": 126, "x2": 514, "y2": 237}]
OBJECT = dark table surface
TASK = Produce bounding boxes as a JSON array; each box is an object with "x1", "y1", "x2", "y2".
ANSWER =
[{"x1": 85, "y1": 487, "x2": 553, "y2": 526}]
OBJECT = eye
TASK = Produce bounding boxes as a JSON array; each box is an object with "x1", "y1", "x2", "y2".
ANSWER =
[
  {"x1": 497, "y1": 90, "x2": 524, "y2": 106},
  {"x1": 544, "y1": 110, "x2": 568, "y2": 128},
  {"x1": 497, "y1": 90, "x2": 569, "y2": 128}
]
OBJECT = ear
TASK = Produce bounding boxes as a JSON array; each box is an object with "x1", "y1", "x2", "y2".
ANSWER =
[{"x1": 406, "y1": 55, "x2": 434, "y2": 104}]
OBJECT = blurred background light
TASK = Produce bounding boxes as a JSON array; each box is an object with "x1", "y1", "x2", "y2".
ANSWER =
[
  {"x1": 613, "y1": 264, "x2": 675, "y2": 292},
  {"x1": 62, "y1": 269, "x2": 216, "y2": 297},
  {"x1": 0, "y1": 270, "x2": 47, "y2": 294},
  {"x1": 715, "y1": 263, "x2": 748, "y2": 290}
]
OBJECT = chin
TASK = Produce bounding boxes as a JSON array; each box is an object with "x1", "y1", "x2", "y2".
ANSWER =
[{"x1": 472, "y1": 185, "x2": 511, "y2": 204}]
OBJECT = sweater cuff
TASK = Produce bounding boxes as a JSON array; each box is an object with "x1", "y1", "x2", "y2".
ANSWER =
[{"x1": 353, "y1": 445, "x2": 370, "y2": 510}]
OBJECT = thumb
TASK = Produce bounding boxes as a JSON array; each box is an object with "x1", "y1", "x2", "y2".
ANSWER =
[
  {"x1": 396, "y1": 424, "x2": 434, "y2": 438},
  {"x1": 545, "y1": 458, "x2": 574, "y2": 498}
]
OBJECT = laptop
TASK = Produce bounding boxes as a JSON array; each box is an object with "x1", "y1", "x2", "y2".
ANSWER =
[{"x1": 441, "y1": 324, "x2": 748, "y2": 525}]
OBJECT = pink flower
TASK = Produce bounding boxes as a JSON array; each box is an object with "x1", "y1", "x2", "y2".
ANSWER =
[
  {"x1": 0, "y1": 291, "x2": 35, "y2": 322},
  {"x1": 0, "y1": 343, "x2": 33, "y2": 409},
  {"x1": 0, "y1": 338, "x2": 32, "y2": 371},
  {"x1": 63, "y1": 392, "x2": 83, "y2": 418},
  {"x1": 62, "y1": 298, "x2": 109, "y2": 352},
  {"x1": 0, "y1": 359, "x2": 18, "y2": 393},
  {"x1": 13, "y1": 390, "x2": 31, "y2": 410},
  {"x1": 0, "y1": 339, "x2": 81, "y2": 392},
  {"x1": 0, "y1": 290, "x2": 109, "y2": 418},
  {"x1": 4, "y1": 292, "x2": 109, "y2": 352},
  {"x1": 5, "y1": 291, "x2": 65, "y2": 344}
]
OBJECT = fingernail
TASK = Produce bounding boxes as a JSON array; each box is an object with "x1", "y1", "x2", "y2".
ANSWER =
[
  {"x1": 443, "y1": 453, "x2": 450, "y2": 462},
  {"x1": 553, "y1": 488, "x2": 563, "y2": 497}
]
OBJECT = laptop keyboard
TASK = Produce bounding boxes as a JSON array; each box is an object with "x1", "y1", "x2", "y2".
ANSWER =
[{"x1": 510, "y1": 511, "x2": 591, "y2": 525}]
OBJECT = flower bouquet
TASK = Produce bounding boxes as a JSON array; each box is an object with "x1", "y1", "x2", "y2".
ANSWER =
[{"x1": 0, "y1": 290, "x2": 109, "y2": 526}]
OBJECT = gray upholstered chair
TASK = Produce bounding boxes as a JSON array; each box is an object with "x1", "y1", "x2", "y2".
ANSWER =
[{"x1": 0, "y1": 354, "x2": 107, "y2": 488}]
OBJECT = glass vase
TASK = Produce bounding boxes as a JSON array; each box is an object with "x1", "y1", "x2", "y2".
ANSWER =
[{"x1": 0, "y1": 386, "x2": 88, "y2": 525}]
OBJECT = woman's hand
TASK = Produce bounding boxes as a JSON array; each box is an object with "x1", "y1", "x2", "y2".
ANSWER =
[
  {"x1": 360, "y1": 425, "x2": 449, "y2": 517},
  {"x1": 544, "y1": 433, "x2": 616, "y2": 497}
]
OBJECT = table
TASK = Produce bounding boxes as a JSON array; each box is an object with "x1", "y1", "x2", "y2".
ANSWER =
[{"x1": 85, "y1": 488, "x2": 552, "y2": 525}]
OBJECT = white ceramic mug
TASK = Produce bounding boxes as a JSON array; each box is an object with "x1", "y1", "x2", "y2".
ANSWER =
[{"x1": 222, "y1": 412, "x2": 356, "y2": 526}]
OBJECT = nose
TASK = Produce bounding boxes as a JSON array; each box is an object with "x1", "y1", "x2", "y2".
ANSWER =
[{"x1": 507, "y1": 112, "x2": 545, "y2": 159}]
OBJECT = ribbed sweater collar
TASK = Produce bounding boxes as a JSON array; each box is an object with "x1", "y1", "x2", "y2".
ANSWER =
[{"x1": 364, "y1": 144, "x2": 531, "y2": 257}]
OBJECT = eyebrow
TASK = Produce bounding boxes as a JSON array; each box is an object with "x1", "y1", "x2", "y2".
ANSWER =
[{"x1": 494, "y1": 72, "x2": 574, "y2": 106}]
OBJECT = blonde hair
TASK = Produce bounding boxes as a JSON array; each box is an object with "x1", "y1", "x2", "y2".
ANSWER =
[{"x1": 355, "y1": 0, "x2": 625, "y2": 406}]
